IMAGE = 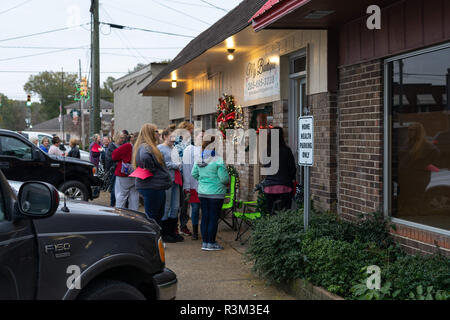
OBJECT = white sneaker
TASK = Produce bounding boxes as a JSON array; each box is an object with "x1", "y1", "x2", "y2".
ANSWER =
[
  {"x1": 207, "y1": 243, "x2": 224, "y2": 251},
  {"x1": 201, "y1": 242, "x2": 209, "y2": 251}
]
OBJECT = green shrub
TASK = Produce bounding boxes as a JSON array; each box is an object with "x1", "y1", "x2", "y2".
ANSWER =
[
  {"x1": 246, "y1": 208, "x2": 450, "y2": 300},
  {"x1": 300, "y1": 238, "x2": 385, "y2": 296},
  {"x1": 382, "y1": 254, "x2": 450, "y2": 299},
  {"x1": 246, "y1": 209, "x2": 306, "y2": 284}
]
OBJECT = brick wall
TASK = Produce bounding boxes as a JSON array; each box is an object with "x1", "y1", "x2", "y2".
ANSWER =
[
  {"x1": 337, "y1": 60, "x2": 384, "y2": 221},
  {"x1": 337, "y1": 59, "x2": 449, "y2": 257},
  {"x1": 391, "y1": 223, "x2": 450, "y2": 256},
  {"x1": 236, "y1": 105, "x2": 255, "y2": 201},
  {"x1": 309, "y1": 92, "x2": 338, "y2": 212}
]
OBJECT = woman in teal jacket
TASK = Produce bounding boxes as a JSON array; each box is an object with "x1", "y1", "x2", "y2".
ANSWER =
[{"x1": 191, "y1": 137, "x2": 230, "y2": 251}]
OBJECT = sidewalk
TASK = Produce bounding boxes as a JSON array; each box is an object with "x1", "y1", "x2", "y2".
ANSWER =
[
  {"x1": 93, "y1": 192, "x2": 295, "y2": 300},
  {"x1": 164, "y1": 218, "x2": 295, "y2": 300}
]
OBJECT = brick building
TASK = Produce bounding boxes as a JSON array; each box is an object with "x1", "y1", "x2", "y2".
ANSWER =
[
  {"x1": 252, "y1": 0, "x2": 450, "y2": 255},
  {"x1": 140, "y1": 0, "x2": 449, "y2": 256}
]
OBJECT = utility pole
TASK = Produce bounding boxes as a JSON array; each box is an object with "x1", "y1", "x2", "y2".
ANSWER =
[
  {"x1": 79, "y1": 59, "x2": 85, "y2": 149},
  {"x1": 90, "y1": 0, "x2": 101, "y2": 138}
]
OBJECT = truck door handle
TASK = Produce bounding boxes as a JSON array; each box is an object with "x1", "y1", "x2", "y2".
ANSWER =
[
  {"x1": 50, "y1": 163, "x2": 60, "y2": 168},
  {"x1": 0, "y1": 162, "x2": 9, "y2": 169}
]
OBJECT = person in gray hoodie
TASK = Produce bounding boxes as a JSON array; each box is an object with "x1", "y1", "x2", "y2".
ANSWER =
[
  {"x1": 182, "y1": 130, "x2": 204, "y2": 240},
  {"x1": 132, "y1": 124, "x2": 172, "y2": 226},
  {"x1": 158, "y1": 126, "x2": 184, "y2": 243}
]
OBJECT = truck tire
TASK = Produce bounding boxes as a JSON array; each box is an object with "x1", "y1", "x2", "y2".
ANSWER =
[
  {"x1": 77, "y1": 280, "x2": 146, "y2": 300},
  {"x1": 60, "y1": 180, "x2": 89, "y2": 201}
]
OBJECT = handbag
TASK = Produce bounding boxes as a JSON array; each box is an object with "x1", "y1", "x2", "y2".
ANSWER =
[{"x1": 120, "y1": 162, "x2": 134, "y2": 176}]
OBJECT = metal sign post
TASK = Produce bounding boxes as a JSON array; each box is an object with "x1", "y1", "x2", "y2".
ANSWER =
[{"x1": 298, "y1": 116, "x2": 314, "y2": 231}]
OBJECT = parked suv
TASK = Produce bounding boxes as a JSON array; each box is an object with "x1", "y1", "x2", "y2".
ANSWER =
[
  {"x1": 0, "y1": 129, "x2": 100, "y2": 201},
  {"x1": 0, "y1": 173, "x2": 177, "y2": 299}
]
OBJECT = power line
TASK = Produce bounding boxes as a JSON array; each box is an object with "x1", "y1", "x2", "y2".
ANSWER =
[
  {"x1": 0, "y1": 23, "x2": 90, "y2": 42},
  {"x1": 100, "y1": 22, "x2": 195, "y2": 38},
  {"x1": 0, "y1": 46, "x2": 89, "y2": 62},
  {"x1": 101, "y1": 52, "x2": 167, "y2": 61},
  {"x1": 104, "y1": 2, "x2": 202, "y2": 33},
  {"x1": 164, "y1": 0, "x2": 214, "y2": 9},
  {"x1": 151, "y1": 0, "x2": 212, "y2": 26},
  {"x1": 0, "y1": 0, "x2": 33, "y2": 15},
  {"x1": 199, "y1": 0, "x2": 228, "y2": 12},
  {"x1": 100, "y1": 6, "x2": 149, "y2": 64},
  {"x1": 0, "y1": 70, "x2": 129, "y2": 74},
  {"x1": 0, "y1": 45, "x2": 183, "y2": 50}
]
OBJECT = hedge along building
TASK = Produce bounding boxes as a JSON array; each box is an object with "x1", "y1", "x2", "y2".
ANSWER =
[
  {"x1": 251, "y1": 0, "x2": 450, "y2": 256},
  {"x1": 140, "y1": 0, "x2": 332, "y2": 202}
]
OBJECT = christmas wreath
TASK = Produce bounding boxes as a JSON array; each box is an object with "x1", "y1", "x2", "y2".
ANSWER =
[{"x1": 216, "y1": 94, "x2": 243, "y2": 137}]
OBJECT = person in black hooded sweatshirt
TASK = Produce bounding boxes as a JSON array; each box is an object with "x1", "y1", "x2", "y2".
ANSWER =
[{"x1": 261, "y1": 127, "x2": 296, "y2": 215}]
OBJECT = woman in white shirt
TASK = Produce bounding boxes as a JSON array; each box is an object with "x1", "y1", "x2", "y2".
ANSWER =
[{"x1": 48, "y1": 136, "x2": 65, "y2": 156}]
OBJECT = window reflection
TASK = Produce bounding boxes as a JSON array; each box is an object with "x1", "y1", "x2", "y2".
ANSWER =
[{"x1": 390, "y1": 46, "x2": 450, "y2": 230}]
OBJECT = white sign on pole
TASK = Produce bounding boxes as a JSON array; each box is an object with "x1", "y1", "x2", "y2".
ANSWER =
[{"x1": 298, "y1": 116, "x2": 314, "y2": 166}]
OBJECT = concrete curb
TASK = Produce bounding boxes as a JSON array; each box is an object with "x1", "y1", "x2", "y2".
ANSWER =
[{"x1": 276, "y1": 279, "x2": 345, "y2": 300}]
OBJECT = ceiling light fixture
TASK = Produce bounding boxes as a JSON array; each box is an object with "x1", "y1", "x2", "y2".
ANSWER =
[{"x1": 227, "y1": 48, "x2": 235, "y2": 61}]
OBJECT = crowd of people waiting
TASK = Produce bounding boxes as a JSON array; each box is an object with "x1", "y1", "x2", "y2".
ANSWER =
[
  {"x1": 35, "y1": 121, "x2": 297, "y2": 252},
  {"x1": 102, "y1": 122, "x2": 232, "y2": 251}
]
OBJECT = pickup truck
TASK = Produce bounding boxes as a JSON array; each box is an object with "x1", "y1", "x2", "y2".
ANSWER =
[
  {"x1": 0, "y1": 172, "x2": 177, "y2": 300},
  {"x1": 0, "y1": 129, "x2": 101, "y2": 201}
]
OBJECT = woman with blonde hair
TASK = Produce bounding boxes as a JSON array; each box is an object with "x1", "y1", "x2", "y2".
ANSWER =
[
  {"x1": 158, "y1": 125, "x2": 183, "y2": 242},
  {"x1": 133, "y1": 123, "x2": 172, "y2": 224},
  {"x1": 67, "y1": 138, "x2": 80, "y2": 158}
]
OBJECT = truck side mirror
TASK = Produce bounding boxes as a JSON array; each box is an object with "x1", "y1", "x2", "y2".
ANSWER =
[{"x1": 17, "y1": 182, "x2": 59, "y2": 219}]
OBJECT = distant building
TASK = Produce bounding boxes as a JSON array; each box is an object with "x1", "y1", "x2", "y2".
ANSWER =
[
  {"x1": 113, "y1": 63, "x2": 169, "y2": 134},
  {"x1": 33, "y1": 99, "x2": 113, "y2": 148}
]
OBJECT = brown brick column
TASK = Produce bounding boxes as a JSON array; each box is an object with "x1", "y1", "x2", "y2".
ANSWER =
[
  {"x1": 337, "y1": 59, "x2": 384, "y2": 221},
  {"x1": 308, "y1": 92, "x2": 338, "y2": 213}
]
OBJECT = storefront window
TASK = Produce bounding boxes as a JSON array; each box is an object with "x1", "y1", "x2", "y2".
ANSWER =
[{"x1": 389, "y1": 45, "x2": 450, "y2": 231}]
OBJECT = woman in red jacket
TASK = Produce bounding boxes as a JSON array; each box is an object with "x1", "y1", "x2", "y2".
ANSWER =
[{"x1": 112, "y1": 131, "x2": 139, "y2": 211}]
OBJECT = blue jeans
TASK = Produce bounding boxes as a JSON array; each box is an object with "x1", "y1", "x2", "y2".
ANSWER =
[
  {"x1": 190, "y1": 202, "x2": 201, "y2": 225},
  {"x1": 110, "y1": 175, "x2": 116, "y2": 207},
  {"x1": 162, "y1": 184, "x2": 180, "y2": 221},
  {"x1": 137, "y1": 188, "x2": 166, "y2": 225},
  {"x1": 199, "y1": 197, "x2": 224, "y2": 244}
]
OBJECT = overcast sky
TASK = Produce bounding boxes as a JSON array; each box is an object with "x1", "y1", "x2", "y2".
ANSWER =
[{"x1": 0, "y1": 0, "x2": 243, "y2": 102}]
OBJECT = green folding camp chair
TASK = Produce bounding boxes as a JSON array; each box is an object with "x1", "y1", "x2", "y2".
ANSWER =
[
  {"x1": 218, "y1": 175, "x2": 237, "y2": 230},
  {"x1": 233, "y1": 200, "x2": 261, "y2": 245}
]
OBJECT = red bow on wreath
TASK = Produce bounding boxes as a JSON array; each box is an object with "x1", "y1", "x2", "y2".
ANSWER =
[
  {"x1": 217, "y1": 113, "x2": 225, "y2": 123},
  {"x1": 225, "y1": 111, "x2": 235, "y2": 121}
]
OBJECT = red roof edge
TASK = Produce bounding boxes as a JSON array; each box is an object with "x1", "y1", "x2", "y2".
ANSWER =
[
  {"x1": 250, "y1": 0, "x2": 312, "y2": 31},
  {"x1": 251, "y1": 0, "x2": 282, "y2": 20}
]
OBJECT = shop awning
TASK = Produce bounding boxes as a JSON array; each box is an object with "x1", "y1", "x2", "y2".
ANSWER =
[{"x1": 251, "y1": 0, "x2": 397, "y2": 31}]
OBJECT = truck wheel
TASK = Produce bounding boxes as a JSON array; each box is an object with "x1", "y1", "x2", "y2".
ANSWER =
[
  {"x1": 77, "y1": 280, "x2": 146, "y2": 300},
  {"x1": 60, "y1": 181, "x2": 89, "y2": 201}
]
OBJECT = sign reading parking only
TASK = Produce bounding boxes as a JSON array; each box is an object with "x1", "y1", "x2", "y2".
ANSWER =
[{"x1": 298, "y1": 116, "x2": 314, "y2": 166}]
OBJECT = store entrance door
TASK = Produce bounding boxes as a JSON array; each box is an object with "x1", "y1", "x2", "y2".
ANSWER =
[{"x1": 289, "y1": 76, "x2": 307, "y2": 188}]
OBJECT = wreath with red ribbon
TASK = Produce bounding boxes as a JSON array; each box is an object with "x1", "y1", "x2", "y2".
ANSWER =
[{"x1": 216, "y1": 94, "x2": 243, "y2": 137}]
